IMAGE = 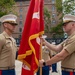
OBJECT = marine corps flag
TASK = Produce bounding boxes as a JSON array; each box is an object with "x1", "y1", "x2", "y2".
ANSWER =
[{"x1": 17, "y1": 0, "x2": 44, "y2": 75}]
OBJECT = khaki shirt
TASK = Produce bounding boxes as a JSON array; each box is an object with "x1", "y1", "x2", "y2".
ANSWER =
[
  {"x1": 61, "y1": 32, "x2": 75, "y2": 69},
  {"x1": 42, "y1": 46, "x2": 51, "y2": 61},
  {"x1": 0, "y1": 31, "x2": 18, "y2": 70}
]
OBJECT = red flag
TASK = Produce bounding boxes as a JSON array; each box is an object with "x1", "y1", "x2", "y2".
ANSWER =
[{"x1": 17, "y1": 0, "x2": 44, "y2": 75}]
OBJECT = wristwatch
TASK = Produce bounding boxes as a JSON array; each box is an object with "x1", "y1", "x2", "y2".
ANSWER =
[{"x1": 43, "y1": 62, "x2": 46, "y2": 66}]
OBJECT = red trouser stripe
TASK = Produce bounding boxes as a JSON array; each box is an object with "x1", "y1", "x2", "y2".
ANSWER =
[
  {"x1": 0, "y1": 70, "x2": 2, "y2": 75},
  {"x1": 70, "y1": 72, "x2": 73, "y2": 75}
]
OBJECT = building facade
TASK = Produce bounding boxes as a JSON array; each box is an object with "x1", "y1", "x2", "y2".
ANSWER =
[{"x1": 0, "y1": 0, "x2": 62, "y2": 44}]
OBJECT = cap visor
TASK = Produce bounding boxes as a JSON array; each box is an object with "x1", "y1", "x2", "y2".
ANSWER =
[
  {"x1": 12, "y1": 23, "x2": 18, "y2": 25},
  {"x1": 62, "y1": 22, "x2": 69, "y2": 26},
  {"x1": 3, "y1": 22, "x2": 18, "y2": 25},
  {"x1": 62, "y1": 23, "x2": 65, "y2": 26},
  {"x1": 9, "y1": 23, "x2": 18, "y2": 25}
]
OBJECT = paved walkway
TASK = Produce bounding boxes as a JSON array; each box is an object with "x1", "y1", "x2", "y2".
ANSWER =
[{"x1": 15, "y1": 60, "x2": 61, "y2": 75}]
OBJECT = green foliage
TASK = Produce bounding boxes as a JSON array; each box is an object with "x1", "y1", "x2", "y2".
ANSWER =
[
  {"x1": 56, "y1": 0, "x2": 62, "y2": 14},
  {"x1": 50, "y1": 0, "x2": 63, "y2": 37},
  {"x1": 44, "y1": 7, "x2": 51, "y2": 33},
  {"x1": 0, "y1": 0, "x2": 15, "y2": 17},
  {"x1": 0, "y1": 12, "x2": 7, "y2": 17},
  {"x1": 62, "y1": 0, "x2": 75, "y2": 15},
  {"x1": 50, "y1": 22, "x2": 64, "y2": 34},
  {"x1": 44, "y1": 1, "x2": 63, "y2": 37}
]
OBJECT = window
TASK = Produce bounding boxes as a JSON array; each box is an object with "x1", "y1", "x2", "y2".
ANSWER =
[
  {"x1": 52, "y1": 0, "x2": 55, "y2": 3},
  {"x1": 52, "y1": 20, "x2": 56, "y2": 24},
  {"x1": 52, "y1": 14, "x2": 56, "y2": 18},
  {"x1": 19, "y1": 28, "x2": 22, "y2": 32},
  {"x1": 52, "y1": 6, "x2": 55, "y2": 11},
  {"x1": 20, "y1": 2, "x2": 22, "y2": 6},
  {"x1": 19, "y1": 8, "x2": 23, "y2": 13},
  {"x1": 19, "y1": 35, "x2": 22, "y2": 39},
  {"x1": 19, "y1": 15, "x2": 22, "y2": 20},
  {"x1": 19, "y1": 21, "x2": 22, "y2": 25}
]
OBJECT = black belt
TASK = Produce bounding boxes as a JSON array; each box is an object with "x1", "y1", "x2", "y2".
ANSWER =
[
  {"x1": 0, "y1": 65, "x2": 15, "y2": 70},
  {"x1": 61, "y1": 67, "x2": 75, "y2": 72}
]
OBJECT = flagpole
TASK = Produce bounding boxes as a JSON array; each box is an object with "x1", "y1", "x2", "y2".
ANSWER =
[{"x1": 40, "y1": 42, "x2": 42, "y2": 75}]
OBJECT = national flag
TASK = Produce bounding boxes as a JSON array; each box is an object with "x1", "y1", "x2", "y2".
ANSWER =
[{"x1": 17, "y1": 0, "x2": 44, "y2": 75}]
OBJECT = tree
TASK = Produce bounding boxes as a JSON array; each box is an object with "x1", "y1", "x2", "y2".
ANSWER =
[
  {"x1": 44, "y1": 7, "x2": 51, "y2": 33},
  {"x1": 0, "y1": 0, "x2": 15, "y2": 17},
  {"x1": 50, "y1": 0, "x2": 63, "y2": 38},
  {"x1": 56, "y1": 0, "x2": 62, "y2": 14},
  {"x1": 50, "y1": 0, "x2": 75, "y2": 38},
  {"x1": 50, "y1": 22, "x2": 64, "y2": 38},
  {"x1": 62, "y1": 0, "x2": 75, "y2": 15},
  {"x1": 41, "y1": 0, "x2": 75, "y2": 38},
  {"x1": 44, "y1": 1, "x2": 63, "y2": 38}
]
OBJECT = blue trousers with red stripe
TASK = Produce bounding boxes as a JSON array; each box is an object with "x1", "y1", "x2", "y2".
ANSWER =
[
  {"x1": 62, "y1": 70, "x2": 75, "y2": 75},
  {"x1": 37, "y1": 66, "x2": 50, "y2": 75},
  {"x1": 0, "y1": 69, "x2": 16, "y2": 75}
]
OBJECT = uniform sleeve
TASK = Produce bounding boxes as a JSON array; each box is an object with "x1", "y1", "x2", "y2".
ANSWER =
[
  {"x1": 63, "y1": 39, "x2": 75, "y2": 54},
  {"x1": 0, "y1": 35, "x2": 5, "y2": 53},
  {"x1": 60, "y1": 40, "x2": 66, "y2": 46}
]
